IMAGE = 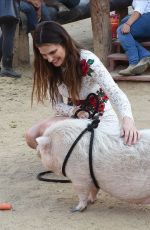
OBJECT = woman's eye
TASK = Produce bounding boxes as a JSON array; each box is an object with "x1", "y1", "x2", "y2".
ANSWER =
[
  {"x1": 43, "y1": 55, "x2": 47, "y2": 59},
  {"x1": 50, "y1": 50, "x2": 57, "y2": 55}
]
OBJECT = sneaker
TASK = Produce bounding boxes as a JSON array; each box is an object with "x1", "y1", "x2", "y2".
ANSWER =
[
  {"x1": 131, "y1": 57, "x2": 150, "y2": 75},
  {"x1": 119, "y1": 65, "x2": 136, "y2": 76},
  {"x1": 0, "y1": 68, "x2": 21, "y2": 78}
]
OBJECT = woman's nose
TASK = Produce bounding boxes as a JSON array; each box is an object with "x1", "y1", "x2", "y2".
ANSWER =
[{"x1": 47, "y1": 56, "x2": 53, "y2": 63}]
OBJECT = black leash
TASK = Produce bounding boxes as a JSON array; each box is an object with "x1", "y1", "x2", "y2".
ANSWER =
[{"x1": 37, "y1": 171, "x2": 71, "y2": 183}]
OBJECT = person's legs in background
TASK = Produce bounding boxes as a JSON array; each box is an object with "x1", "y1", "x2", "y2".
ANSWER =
[
  {"x1": 57, "y1": 0, "x2": 80, "y2": 9},
  {"x1": 0, "y1": 22, "x2": 21, "y2": 78},
  {"x1": 129, "y1": 12, "x2": 150, "y2": 75},
  {"x1": 20, "y1": 1, "x2": 38, "y2": 33},
  {"x1": 0, "y1": 32, "x2": 2, "y2": 70},
  {"x1": 117, "y1": 25, "x2": 140, "y2": 65},
  {"x1": 20, "y1": 1, "x2": 58, "y2": 33},
  {"x1": 41, "y1": 3, "x2": 57, "y2": 21},
  {"x1": 117, "y1": 13, "x2": 150, "y2": 75},
  {"x1": 117, "y1": 16, "x2": 140, "y2": 76}
]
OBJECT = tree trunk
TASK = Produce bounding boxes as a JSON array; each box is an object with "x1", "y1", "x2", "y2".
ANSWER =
[
  {"x1": 90, "y1": 0, "x2": 111, "y2": 66},
  {"x1": 13, "y1": 12, "x2": 30, "y2": 67}
]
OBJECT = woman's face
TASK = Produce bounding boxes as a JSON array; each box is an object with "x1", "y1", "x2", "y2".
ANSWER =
[{"x1": 38, "y1": 44, "x2": 66, "y2": 67}]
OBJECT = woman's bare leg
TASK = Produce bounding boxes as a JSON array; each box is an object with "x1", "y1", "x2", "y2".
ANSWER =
[{"x1": 25, "y1": 116, "x2": 69, "y2": 149}]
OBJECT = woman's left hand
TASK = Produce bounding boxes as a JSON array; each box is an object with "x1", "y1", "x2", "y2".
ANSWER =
[
  {"x1": 121, "y1": 116, "x2": 140, "y2": 145},
  {"x1": 121, "y1": 23, "x2": 131, "y2": 34}
]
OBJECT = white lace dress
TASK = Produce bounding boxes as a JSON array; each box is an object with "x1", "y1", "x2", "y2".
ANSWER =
[{"x1": 53, "y1": 49, "x2": 133, "y2": 135}]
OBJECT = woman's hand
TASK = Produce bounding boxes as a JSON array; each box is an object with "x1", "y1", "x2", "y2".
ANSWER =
[
  {"x1": 121, "y1": 23, "x2": 131, "y2": 34},
  {"x1": 27, "y1": 0, "x2": 41, "y2": 9},
  {"x1": 121, "y1": 11, "x2": 141, "y2": 34},
  {"x1": 73, "y1": 108, "x2": 90, "y2": 119},
  {"x1": 121, "y1": 116, "x2": 140, "y2": 145},
  {"x1": 77, "y1": 111, "x2": 90, "y2": 119}
]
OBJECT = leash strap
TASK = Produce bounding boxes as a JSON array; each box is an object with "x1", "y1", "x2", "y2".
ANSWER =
[
  {"x1": 89, "y1": 129, "x2": 99, "y2": 189},
  {"x1": 62, "y1": 119, "x2": 100, "y2": 189},
  {"x1": 37, "y1": 171, "x2": 71, "y2": 183},
  {"x1": 62, "y1": 128, "x2": 88, "y2": 176}
]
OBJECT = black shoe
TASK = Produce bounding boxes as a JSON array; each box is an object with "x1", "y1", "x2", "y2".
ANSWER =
[{"x1": 0, "y1": 68, "x2": 21, "y2": 78}]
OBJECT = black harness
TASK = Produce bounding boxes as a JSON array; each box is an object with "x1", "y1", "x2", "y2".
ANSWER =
[{"x1": 62, "y1": 118, "x2": 100, "y2": 189}]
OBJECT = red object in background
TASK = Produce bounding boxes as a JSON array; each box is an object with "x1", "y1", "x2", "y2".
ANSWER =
[{"x1": 110, "y1": 14, "x2": 119, "y2": 39}]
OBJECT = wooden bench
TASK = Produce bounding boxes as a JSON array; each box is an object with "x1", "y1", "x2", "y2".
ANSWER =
[
  {"x1": 108, "y1": 53, "x2": 127, "y2": 71},
  {"x1": 113, "y1": 74, "x2": 150, "y2": 81}
]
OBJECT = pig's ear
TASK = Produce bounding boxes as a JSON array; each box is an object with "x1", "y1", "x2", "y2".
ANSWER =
[{"x1": 36, "y1": 136, "x2": 50, "y2": 147}]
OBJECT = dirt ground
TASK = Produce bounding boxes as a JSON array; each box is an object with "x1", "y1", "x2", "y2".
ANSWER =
[{"x1": 0, "y1": 19, "x2": 150, "y2": 230}]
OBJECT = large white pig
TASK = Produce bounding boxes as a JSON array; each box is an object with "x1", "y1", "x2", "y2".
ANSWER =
[{"x1": 36, "y1": 119, "x2": 150, "y2": 211}]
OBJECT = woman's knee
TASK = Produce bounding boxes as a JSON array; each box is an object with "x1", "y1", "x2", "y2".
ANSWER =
[
  {"x1": 59, "y1": 0, "x2": 80, "y2": 9},
  {"x1": 117, "y1": 25, "x2": 125, "y2": 41},
  {"x1": 117, "y1": 25, "x2": 122, "y2": 35},
  {"x1": 25, "y1": 128, "x2": 38, "y2": 149},
  {"x1": 25, "y1": 117, "x2": 68, "y2": 149},
  {"x1": 25, "y1": 119, "x2": 52, "y2": 149}
]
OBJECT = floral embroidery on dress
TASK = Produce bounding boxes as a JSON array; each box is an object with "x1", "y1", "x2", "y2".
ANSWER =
[
  {"x1": 80, "y1": 59, "x2": 94, "y2": 76},
  {"x1": 86, "y1": 89, "x2": 109, "y2": 115},
  {"x1": 68, "y1": 88, "x2": 109, "y2": 117}
]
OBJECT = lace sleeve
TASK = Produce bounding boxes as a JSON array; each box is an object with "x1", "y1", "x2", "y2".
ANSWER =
[
  {"x1": 91, "y1": 53, "x2": 133, "y2": 120},
  {"x1": 53, "y1": 93, "x2": 79, "y2": 117}
]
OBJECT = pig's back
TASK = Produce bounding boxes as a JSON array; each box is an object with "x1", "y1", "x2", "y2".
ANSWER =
[{"x1": 93, "y1": 129, "x2": 150, "y2": 201}]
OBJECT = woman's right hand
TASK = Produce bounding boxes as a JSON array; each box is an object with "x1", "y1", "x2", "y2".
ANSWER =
[
  {"x1": 121, "y1": 116, "x2": 140, "y2": 145},
  {"x1": 76, "y1": 111, "x2": 90, "y2": 119}
]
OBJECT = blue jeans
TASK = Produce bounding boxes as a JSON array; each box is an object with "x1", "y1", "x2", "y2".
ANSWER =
[
  {"x1": 117, "y1": 13, "x2": 150, "y2": 65},
  {"x1": 58, "y1": 0, "x2": 80, "y2": 9},
  {"x1": 20, "y1": 1, "x2": 57, "y2": 33},
  {"x1": 0, "y1": 22, "x2": 17, "y2": 67}
]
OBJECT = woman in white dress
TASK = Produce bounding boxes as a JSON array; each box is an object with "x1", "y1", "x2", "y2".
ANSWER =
[{"x1": 26, "y1": 21, "x2": 139, "y2": 149}]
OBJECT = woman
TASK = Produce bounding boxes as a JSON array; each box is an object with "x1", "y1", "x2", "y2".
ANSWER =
[
  {"x1": 117, "y1": 0, "x2": 150, "y2": 76},
  {"x1": 26, "y1": 21, "x2": 139, "y2": 149}
]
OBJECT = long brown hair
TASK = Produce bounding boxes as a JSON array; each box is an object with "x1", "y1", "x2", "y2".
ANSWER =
[{"x1": 32, "y1": 21, "x2": 83, "y2": 105}]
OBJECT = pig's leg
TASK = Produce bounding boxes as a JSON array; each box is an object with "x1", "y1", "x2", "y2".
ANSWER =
[
  {"x1": 71, "y1": 184, "x2": 91, "y2": 212},
  {"x1": 88, "y1": 185, "x2": 99, "y2": 204}
]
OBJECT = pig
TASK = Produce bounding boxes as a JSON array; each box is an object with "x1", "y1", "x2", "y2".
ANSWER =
[{"x1": 36, "y1": 119, "x2": 150, "y2": 212}]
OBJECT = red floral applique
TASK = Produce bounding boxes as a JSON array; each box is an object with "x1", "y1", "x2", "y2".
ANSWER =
[
  {"x1": 80, "y1": 59, "x2": 94, "y2": 76},
  {"x1": 87, "y1": 89, "x2": 109, "y2": 114},
  {"x1": 67, "y1": 89, "x2": 109, "y2": 116}
]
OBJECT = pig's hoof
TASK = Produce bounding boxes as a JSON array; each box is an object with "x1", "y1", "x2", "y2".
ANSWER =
[
  {"x1": 70, "y1": 205, "x2": 87, "y2": 213},
  {"x1": 87, "y1": 195, "x2": 98, "y2": 204},
  {"x1": 87, "y1": 197, "x2": 97, "y2": 204}
]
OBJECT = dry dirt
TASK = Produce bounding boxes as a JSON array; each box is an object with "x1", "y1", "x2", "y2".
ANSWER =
[{"x1": 0, "y1": 19, "x2": 150, "y2": 230}]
